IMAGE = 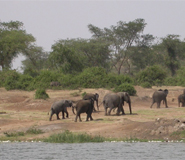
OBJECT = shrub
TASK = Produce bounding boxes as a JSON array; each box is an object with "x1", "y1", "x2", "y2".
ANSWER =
[
  {"x1": 31, "y1": 70, "x2": 62, "y2": 89},
  {"x1": 113, "y1": 83, "x2": 136, "y2": 96},
  {"x1": 135, "y1": 65, "x2": 167, "y2": 86},
  {"x1": 3, "y1": 71, "x2": 20, "y2": 90},
  {"x1": 35, "y1": 88, "x2": 49, "y2": 100}
]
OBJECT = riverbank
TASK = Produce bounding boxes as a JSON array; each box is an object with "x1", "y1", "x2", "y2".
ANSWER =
[{"x1": 1, "y1": 86, "x2": 185, "y2": 142}]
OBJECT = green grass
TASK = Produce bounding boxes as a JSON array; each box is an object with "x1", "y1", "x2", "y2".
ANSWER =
[
  {"x1": 43, "y1": 130, "x2": 105, "y2": 143},
  {"x1": 0, "y1": 126, "x2": 44, "y2": 142}
]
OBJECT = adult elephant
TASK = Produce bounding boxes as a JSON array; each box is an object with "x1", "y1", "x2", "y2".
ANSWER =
[
  {"x1": 150, "y1": 89, "x2": 169, "y2": 108},
  {"x1": 49, "y1": 100, "x2": 73, "y2": 121},
  {"x1": 72, "y1": 99, "x2": 94, "y2": 122},
  {"x1": 83, "y1": 93, "x2": 99, "y2": 111},
  {"x1": 178, "y1": 93, "x2": 185, "y2": 107},
  {"x1": 103, "y1": 93, "x2": 123, "y2": 116},
  {"x1": 117, "y1": 92, "x2": 132, "y2": 114}
]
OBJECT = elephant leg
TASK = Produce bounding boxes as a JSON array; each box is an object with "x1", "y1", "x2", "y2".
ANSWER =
[
  {"x1": 164, "y1": 99, "x2": 168, "y2": 108},
  {"x1": 66, "y1": 111, "x2": 69, "y2": 118},
  {"x1": 150, "y1": 101, "x2": 155, "y2": 108},
  {"x1": 157, "y1": 102, "x2": 161, "y2": 108},
  {"x1": 49, "y1": 111, "x2": 54, "y2": 121},
  {"x1": 86, "y1": 114, "x2": 89, "y2": 121},
  {"x1": 108, "y1": 107, "x2": 113, "y2": 115},
  {"x1": 104, "y1": 107, "x2": 108, "y2": 116},
  {"x1": 75, "y1": 115, "x2": 78, "y2": 122},
  {"x1": 62, "y1": 111, "x2": 65, "y2": 119},
  {"x1": 56, "y1": 113, "x2": 60, "y2": 120},
  {"x1": 90, "y1": 114, "x2": 93, "y2": 120},
  {"x1": 79, "y1": 114, "x2": 82, "y2": 122},
  {"x1": 120, "y1": 106, "x2": 125, "y2": 115}
]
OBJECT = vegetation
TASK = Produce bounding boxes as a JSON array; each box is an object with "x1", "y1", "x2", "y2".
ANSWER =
[
  {"x1": 1, "y1": 19, "x2": 185, "y2": 91},
  {"x1": 43, "y1": 130, "x2": 105, "y2": 143},
  {"x1": 35, "y1": 88, "x2": 49, "y2": 100},
  {"x1": 113, "y1": 83, "x2": 137, "y2": 96}
]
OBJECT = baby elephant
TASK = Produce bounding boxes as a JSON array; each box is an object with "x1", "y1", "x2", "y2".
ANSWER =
[
  {"x1": 49, "y1": 100, "x2": 73, "y2": 121},
  {"x1": 72, "y1": 99, "x2": 94, "y2": 122},
  {"x1": 178, "y1": 94, "x2": 185, "y2": 107}
]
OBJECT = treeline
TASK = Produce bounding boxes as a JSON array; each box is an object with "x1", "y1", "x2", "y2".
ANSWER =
[{"x1": 1, "y1": 19, "x2": 185, "y2": 93}]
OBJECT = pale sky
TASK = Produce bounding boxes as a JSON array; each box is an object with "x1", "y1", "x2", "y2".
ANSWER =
[{"x1": 1, "y1": 0, "x2": 185, "y2": 71}]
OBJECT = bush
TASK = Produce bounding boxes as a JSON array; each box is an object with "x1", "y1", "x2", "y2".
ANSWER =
[
  {"x1": 3, "y1": 71, "x2": 20, "y2": 90},
  {"x1": 135, "y1": 65, "x2": 167, "y2": 86},
  {"x1": 35, "y1": 88, "x2": 49, "y2": 100},
  {"x1": 113, "y1": 83, "x2": 136, "y2": 96},
  {"x1": 141, "y1": 82, "x2": 152, "y2": 88},
  {"x1": 31, "y1": 70, "x2": 62, "y2": 89}
]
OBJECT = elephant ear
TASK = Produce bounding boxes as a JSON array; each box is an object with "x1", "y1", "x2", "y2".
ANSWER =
[
  {"x1": 164, "y1": 89, "x2": 169, "y2": 95},
  {"x1": 124, "y1": 92, "x2": 131, "y2": 103}
]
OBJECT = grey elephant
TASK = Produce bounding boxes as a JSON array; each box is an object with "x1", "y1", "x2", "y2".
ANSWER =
[
  {"x1": 83, "y1": 93, "x2": 99, "y2": 111},
  {"x1": 117, "y1": 92, "x2": 132, "y2": 114},
  {"x1": 178, "y1": 89, "x2": 185, "y2": 107},
  {"x1": 150, "y1": 89, "x2": 169, "y2": 108},
  {"x1": 103, "y1": 93, "x2": 123, "y2": 116},
  {"x1": 49, "y1": 100, "x2": 73, "y2": 121},
  {"x1": 50, "y1": 81, "x2": 61, "y2": 87},
  {"x1": 72, "y1": 99, "x2": 94, "y2": 122}
]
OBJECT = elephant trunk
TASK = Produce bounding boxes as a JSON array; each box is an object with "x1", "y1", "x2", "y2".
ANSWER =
[
  {"x1": 96, "y1": 100, "x2": 99, "y2": 110},
  {"x1": 72, "y1": 106, "x2": 76, "y2": 115},
  {"x1": 128, "y1": 101, "x2": 132, "y2": 114}
]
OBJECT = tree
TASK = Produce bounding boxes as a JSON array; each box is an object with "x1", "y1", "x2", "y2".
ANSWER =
[
  {"x1": 49, "y1": 40, "x2": 84, "y2": 73},
  {"x1": 88, "y1": 19, "x2": 152, "y2": 75},
  {"x1": 0, "y1": 21, "x2": 35, "y2": 70},
  {"x1": 21, "y1": 45, "x2": 49, "y2": 73},
  {"x1": 48, "y1": 38, "x2": 110, "y2": 73},
  {"x1": 162, "y1": 35, "x2": 182, "y2": 76}
]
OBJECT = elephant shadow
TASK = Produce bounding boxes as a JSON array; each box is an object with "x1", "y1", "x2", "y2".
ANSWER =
[{"x1": 93, "y1": 118, "x2": 104, "y2": 121}]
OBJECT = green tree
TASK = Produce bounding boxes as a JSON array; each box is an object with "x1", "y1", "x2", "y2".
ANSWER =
[
  {"x1": 0, "y1": 21, "x2": 35, "y2": 69},
  {"x1": 162, "y1": 35, "x2": 182, "y2": 76},
  {"x1": 88, "y1": 19, "x2": 152, "y2": 75},
  {"x1": 21, "y1": 45, "x2": 49, "y2": 73},
  {"x1": 49, "y1": 38, "x2": 110, "y2": 73}
]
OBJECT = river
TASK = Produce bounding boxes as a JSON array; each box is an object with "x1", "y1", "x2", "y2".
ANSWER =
[{"x1": 0, "y1": 141, "x2": 185, "y2": 160}]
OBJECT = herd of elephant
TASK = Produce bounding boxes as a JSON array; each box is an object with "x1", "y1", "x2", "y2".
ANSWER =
[{"x1": 49, "y1": 89, "x2": 185, "y2": 122}]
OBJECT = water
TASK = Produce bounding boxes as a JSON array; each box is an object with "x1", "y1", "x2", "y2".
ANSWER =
[{"x1": 0, "y1": 142, "x2": 185, "y2": 160}]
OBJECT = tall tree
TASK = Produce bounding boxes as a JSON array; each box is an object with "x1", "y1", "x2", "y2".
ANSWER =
[
  {"x1": 21, "y1": 45, "x2": 49, "y2": 73},
  {"x1": 162, "y1": 35, "x2": 182, "y2": 76},
  {"x1": 88, "y1": 19, "x2": 149, "y2": 74},
  {"x1": 49, "y1": 38, "x2": 110, "y2": 73},
  {"x1": 0, "y1": 21, "x2": 35, "y2": 70}
]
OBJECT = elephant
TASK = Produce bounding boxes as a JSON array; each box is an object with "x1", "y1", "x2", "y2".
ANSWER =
[
  {"x1": 49, "y1": 100, "x2": 73, "y2": 121},
  {"x1": 83, "y1": 93, "x2": 99, "y2": 111},
  {"x1": 150, "y1": 89, "x2": 169, "y2": 108},
  {"x1": 178, "y1": 94, "x2": 185, "y2": 107},
  {"x1": 50, "y1": 81, "x2": 61, "y2": 87},
  {"x1": 103, "y1": 93, "x2": 123, "y2": 116},
  {"x1": 72, "y1": 99, "x2": 94, "y2": 122},
  {"x1": 117, "y1": 92, "x2": 132, "y2": 114}
]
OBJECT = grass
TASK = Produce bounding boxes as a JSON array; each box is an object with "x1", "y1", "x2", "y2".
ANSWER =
[
  {"x1": 0, "y1": 126, "x2": 44, "y2": 142},
  {"x1": 43, "y1": 130, "x2": 105, "y2": 143}
]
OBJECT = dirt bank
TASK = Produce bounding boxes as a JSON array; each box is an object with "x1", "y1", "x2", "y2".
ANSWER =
[{"x1": 0, "y1": 86, "x2": 185, "y2": 141}]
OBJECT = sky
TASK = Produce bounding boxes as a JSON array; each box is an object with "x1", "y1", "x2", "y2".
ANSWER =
[{"x1": 1, "y1": 0, "x2": 185, "y2": 71}]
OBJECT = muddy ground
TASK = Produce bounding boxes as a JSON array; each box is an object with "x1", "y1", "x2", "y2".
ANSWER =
[{"x1": 1, "y1": 86, "x2": 185, "y2": 141}]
